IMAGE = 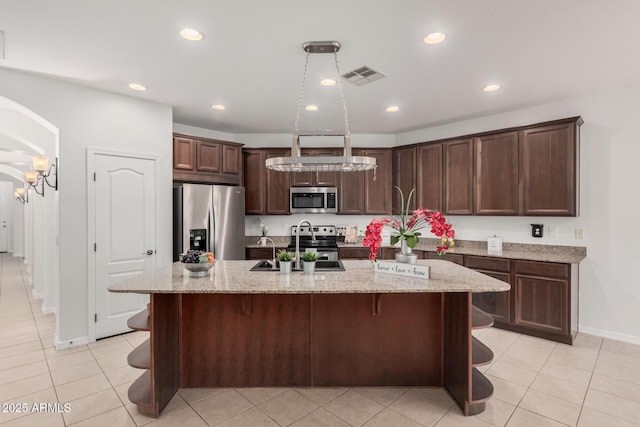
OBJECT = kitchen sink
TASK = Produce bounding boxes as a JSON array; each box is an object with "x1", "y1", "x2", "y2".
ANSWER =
[{"x1": 250, "y1": 259, "x2": 345, "y2": 272}]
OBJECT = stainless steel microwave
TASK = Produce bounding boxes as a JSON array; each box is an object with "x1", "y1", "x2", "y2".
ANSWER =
[{"x1": 290, "y1": 187, "x2": 338, "y2": 214}]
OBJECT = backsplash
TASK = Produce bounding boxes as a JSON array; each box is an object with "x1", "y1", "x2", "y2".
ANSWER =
[{"x1": 245, "y1": 214, "x2": 587, "y2": 247}]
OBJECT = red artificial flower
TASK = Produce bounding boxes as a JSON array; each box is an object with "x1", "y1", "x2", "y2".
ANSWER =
[{"x1": 363, "y1": 188, "x2": 456, "y2": 262}]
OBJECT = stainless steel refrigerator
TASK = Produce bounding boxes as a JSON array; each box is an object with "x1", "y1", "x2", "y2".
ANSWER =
[{"x1": 173, "y1": 184, "x2": 246, "y2": 261}]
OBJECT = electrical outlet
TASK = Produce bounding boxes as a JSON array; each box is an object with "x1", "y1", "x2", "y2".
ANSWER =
[
  {"x1": 531, "y1": 224, "x2": 544, "y2": 238},
  {"x1": 575, "y1": 228, "x2": 584, "y2": 239}
]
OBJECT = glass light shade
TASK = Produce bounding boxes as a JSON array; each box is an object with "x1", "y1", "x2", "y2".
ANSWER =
[
  {"x1": 33, "y1": 156, "x2": 49, "y2": 172},
  {"x1": 24, "y1": 171, "x2": 38, "y2": 183},
  {"x1": 16, "y1": 188, "x2": 25, "y2": 195}
]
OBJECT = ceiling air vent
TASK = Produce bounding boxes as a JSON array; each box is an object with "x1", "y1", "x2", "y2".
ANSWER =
[{"x1": 341, "y1": 65, "x2": 385, "y2": 86}]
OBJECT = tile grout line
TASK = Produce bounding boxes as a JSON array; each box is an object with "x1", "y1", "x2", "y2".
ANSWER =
[{"x1": 573, "y1": 337, "x2": 604, "y2": 427}]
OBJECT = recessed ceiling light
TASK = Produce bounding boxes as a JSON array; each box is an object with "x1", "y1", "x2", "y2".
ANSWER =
[
  {"x1": 180, "y1": 28, "x2": 204, "y2": 41},
  {"x1": 386, "y1": 106, "x2": 400, "y2": 112},
  {"x1": 305, "y1": 105, "x2": 318, "y2": 111},
  {"x1": 424, "y1": 32, "x2": 446, "y2": 44},
  {"x1": 128, "y1": 83, "x2": 147, "y2": 91},
  {"x1": 211, "y1": 104, "x2": 226, "y2": 110},
  {"x1": 483, "y1": 84, "x2": 501, "y2": 92},
  {"x1": 320, "y1": 79, "x2": 336, "y2": 87}
]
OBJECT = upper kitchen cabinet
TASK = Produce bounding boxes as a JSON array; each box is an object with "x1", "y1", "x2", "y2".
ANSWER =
[
  {"x1": 243, "y1": 148, "x2": 291, "y2": 215},
  {"x1": 392, "y1": 146, "x2": 417, "y2": 212},
  {"x1": 416, "y1": 143, "x2": 443, "y2": 212},
  {"x1": 173, "y1": 134, "x2": 243, "y2": 185},
  {"x1": 290, "y1": 148, "x2": 341, "y2": 187},
  {"x1": 338, "y1": 148, "x2": 392, "y2": 215},
  {"x1": 475, "y1": 131, "x2": 519, "y2": 215},
  {"x1": 443, "y1": 138, "x2": 474, "y2": 215},
  {"x1": 520, "y1": 118, "x2": 582, "y2": 216}
]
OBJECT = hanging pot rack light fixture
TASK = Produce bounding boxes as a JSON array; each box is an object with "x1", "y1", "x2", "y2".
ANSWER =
[{"x1": 265, "y1": 41, "x2": 377, "y2": 173}]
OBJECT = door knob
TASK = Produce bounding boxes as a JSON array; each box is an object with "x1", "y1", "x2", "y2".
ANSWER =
[{"x1": 143, "y1": 250, "x2": 155, "y2": 255}]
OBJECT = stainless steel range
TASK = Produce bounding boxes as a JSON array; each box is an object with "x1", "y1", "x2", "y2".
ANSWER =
[{"x1": 287, "y1": 225, "x2": 338, "y2": 261}]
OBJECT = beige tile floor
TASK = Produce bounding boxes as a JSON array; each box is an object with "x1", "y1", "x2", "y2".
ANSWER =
[{"x1": 0, "y1": 253, "x2": 639, "y2": 426}]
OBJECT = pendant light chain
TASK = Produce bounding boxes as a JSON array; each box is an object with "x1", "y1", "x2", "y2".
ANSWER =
[
  {"x1": 333, "y1": 50, "x2": 350, "y2": 136},
  {"x1": 293, "y1": 51, "x2": 311, "y2": 133}
]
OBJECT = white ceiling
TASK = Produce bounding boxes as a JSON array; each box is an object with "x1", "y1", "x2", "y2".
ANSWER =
[{"x1": 1, "y1": 0, "x2": 640, "y2": 138}]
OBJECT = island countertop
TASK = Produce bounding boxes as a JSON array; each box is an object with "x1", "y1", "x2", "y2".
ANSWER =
[{"x1": 108, "y1": 259, "x2": 510, "y2": 295}]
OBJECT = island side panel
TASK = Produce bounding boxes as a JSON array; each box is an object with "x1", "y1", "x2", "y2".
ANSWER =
[
  {"x1": 443, "y1": 292, "x2": 472, "y2": 415},
  {"x1": 179, "y1": 294, "x2": 311, "y2": 387},
  {"x1": 151, "y1": 294, "x2": 181, "y2": 416},
  {"x1": 311, "y1": 293, "x2": 443, "y2": 386}
]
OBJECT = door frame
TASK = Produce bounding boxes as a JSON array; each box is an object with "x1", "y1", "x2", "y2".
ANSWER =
[{"x1": 87, "y1": 147, "x2": 160, "y2": 342}]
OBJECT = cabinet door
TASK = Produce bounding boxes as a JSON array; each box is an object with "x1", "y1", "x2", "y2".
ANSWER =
[
  {"x1": 266, "y1": 150, "x2": 291, "y2": 215},
  {"x1": 243, "y1": 150, "x2": 265, "y2": 215},
  {"x1": 173, "y1": 137, "x2": 195, "y2": 170},
  {"x1": 520, "y1": 122, "x2": 577, "y2": 216},
  {"x1": 416, "y1": 144, "x2": 443, "y2": 211},
  {"x1": 222, "y1": 144, "x2": 240, "y2": 175},
  {"x1": 392, "y1": 146, "x2": 417, "y2": 213},
  {"x1": 314, "y1": 149, "x2": 340, "y2": 187},
  {"x1": 289, "y1": 148, "x2": 314, "y2": 186},
  {"x1": 425, "y1": 251, "x2": 464, "y2": 265},
  {"x1": 338, "y1": 247, "x2": 371, "y2": 260},
  {"x1": 359, "y1": 149, "x2": 392, "y2": 215},
  {"x1": 338, "y1": 170, "x2": 364, "y2": 214},
  {"x1": 475, "y1": 132, "x2": 519, "y2": 215},
  {"x1": 196, "y1": 140, "x2": 221, "y2": 172},
  {"x1": 444, "y1": 139, "x2": 474, "y2": 215},
  {"x1": 514, "y1": 274, "x2": 569, "y2": 335},
  {"x1": 471, "y1": 271, "x2": 511, "y2": 323}
]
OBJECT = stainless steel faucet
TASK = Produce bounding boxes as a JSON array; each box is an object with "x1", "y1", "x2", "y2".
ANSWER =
[
  {"x1": 295, "y1": 219, "x2": 316, "y2": 270},
  {"x1": 257, "y1": 237, "x2": 277, "y2": 270}
]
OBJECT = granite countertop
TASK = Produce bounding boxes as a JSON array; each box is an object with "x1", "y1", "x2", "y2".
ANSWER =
[
  {"x1": 246, "y1": 236, "x2": 587, "y2": 264},
  {"x1": 108, "y1": 259, "x2": 510, "y2": 295}
]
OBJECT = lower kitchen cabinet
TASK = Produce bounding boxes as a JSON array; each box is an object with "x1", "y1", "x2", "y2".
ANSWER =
[
  {"x1": 464, "y1": 255, "x2": 577, "y2": 344},
  {"x1": 513, "y1": 260, "x2": 577, "y2": 343},
  {"x1": 464, "y1": 256, "x2": 512, "y2": 324},
  {"x1": 338, "y1": 246, "x2": 396, "y2": 260},
  {"x1": 246, "y1": 247, "x2": 286, "y2": 260}
]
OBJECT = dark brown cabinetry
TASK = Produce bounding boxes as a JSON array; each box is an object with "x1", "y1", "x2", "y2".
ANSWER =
[
  {"x1": 173, "y1": 134, "x2": 243, "y2": 185},
  {"x1": 464, "y1": 255, "x2": 577, "y2": 344},
  {"x1": 520, "y1": 121, "x2": 579, "y2": 216},
  {"x1": 513, "y1": 260, "x2": 577, "y2": 343},
  {"x1": 444, "y1": 139, "x2": 474, "y2": 215},
  {"x1": 392, "y1": 146, "x2": 417, "y2": 212},
  {"x1": 246, "y1": 247, "x2": 286, "y2": 260},
  {"x1": 243, "y1": 148, "x2": 291, "y2": 215},
  {"x1": 475, "y1": 132, "x2": 519, "y2": 215},
  {"x1": 416, "y1": 144, "x2": 443, "y2": 211},
  {"x1": 290, "y1": 149, "x2": 341, "y2": 187},
  {"x1": 338, "y1": 148, "x2": 392, "y2": 215},
  {"x1": 392, "y1": 117, "x2": 581, "y2": 217},
  {"x1": 465, "y1": 256, "x2": 512, "y2": 324}
]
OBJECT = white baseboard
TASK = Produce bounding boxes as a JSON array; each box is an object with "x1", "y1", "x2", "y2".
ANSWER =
[
  {"x1": 31, "y1": 289, "x2": 43, "y2": 300},
  {"x1": 579, "y1": 326, "x2": 640, "y2": 345},
  {"x1": 54, "y1": 333, "x2": 90, "y2": 350},
  {"x1": 41, "y1": 303, "x2": 56, "y2": 315}
]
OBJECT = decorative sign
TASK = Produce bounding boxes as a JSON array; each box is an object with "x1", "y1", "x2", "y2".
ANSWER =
[{"x1": 374, "y1": 261, "x2": 430, "y2": 279}]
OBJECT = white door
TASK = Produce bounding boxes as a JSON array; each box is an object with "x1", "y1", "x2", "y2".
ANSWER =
[
  {"x1": 0, "y1": 183, "x2": 8, "y2": 252},
  {"x1": 93, "y1": 153, "x2": 154, "y2": 338}
]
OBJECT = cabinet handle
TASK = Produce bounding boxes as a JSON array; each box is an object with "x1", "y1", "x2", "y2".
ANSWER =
[{"x1": 143, "y1": 250, "x2": 155, "y2": 255}]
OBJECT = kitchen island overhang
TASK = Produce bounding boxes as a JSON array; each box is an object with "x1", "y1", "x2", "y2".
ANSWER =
[{"x1": 109, "y1": 259, "x2": 510, "y2": 418}]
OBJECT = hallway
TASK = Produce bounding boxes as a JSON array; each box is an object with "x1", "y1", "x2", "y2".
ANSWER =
[{"x1": 0, "y1": 253, "x2": 639, "y2": 426}]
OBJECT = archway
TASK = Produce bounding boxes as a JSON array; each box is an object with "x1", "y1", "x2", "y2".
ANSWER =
[{"x1": 0, "y1": 95, "x2": 60, "y2": 336}]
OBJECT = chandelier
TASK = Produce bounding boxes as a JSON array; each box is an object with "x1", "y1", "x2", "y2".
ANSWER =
[{"x1": 265, "y1": 41, "x2": 377, "y2": 173}]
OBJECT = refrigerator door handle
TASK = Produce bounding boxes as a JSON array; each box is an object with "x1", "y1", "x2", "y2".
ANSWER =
[{"x1": 209, "y1": 193, "x2": 215, "y2": 255}]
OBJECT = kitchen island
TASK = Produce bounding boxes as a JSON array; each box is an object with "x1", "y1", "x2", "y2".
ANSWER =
[{"x1": 109, "y1": 259, "x2": 510, "y2": 418}]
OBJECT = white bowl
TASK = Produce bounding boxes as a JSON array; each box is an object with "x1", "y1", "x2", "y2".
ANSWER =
[{"x1": 182, "y1": 261, "x2": 215, "y2": 277}]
